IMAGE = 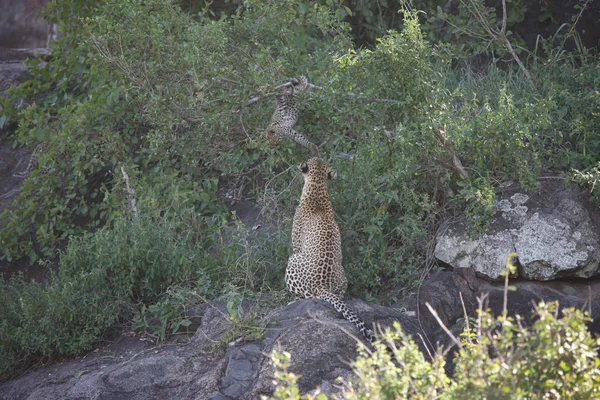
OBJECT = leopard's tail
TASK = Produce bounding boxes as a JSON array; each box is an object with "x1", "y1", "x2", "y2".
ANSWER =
[
  {"x1": 286, "y1": 129, "x2": 319, "y2": 157},
  {"x1": 316, "y1": 289, "x2": 374, "y2": 343}
]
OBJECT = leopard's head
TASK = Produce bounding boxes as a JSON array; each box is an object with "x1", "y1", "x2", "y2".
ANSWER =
[{"x1": 300, "y1": 157, "x2": 336, "y2": 186}]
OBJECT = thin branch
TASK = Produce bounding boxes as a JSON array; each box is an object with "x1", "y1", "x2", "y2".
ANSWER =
[
  {"x1": 425, "y1": 302, "x2": 462, "y2": 348},
  {"x1": 503, "y1": 37, "x2": 533, "y2": 83},
  {"x1": 121, "y1": 166, "x2": 138, "y2": 217},
  {"x1": 235, "y1": 80, "x2": 322, "y2": 112},
  {"x1": 501, "y1": 0, "x2": 507, "y2": 34},
  {"x1": 459, "y1": 291, "x2": 472, "y2": 345},
  {"x1": 460, "y1": 0, "x2": 535, "y2": 86},
  {"x1": 560, "y1": 0, "x2": 592, "y2": 49},
  {"x1": 433, "y1": 127, "x2": 470, "y2": 179}
]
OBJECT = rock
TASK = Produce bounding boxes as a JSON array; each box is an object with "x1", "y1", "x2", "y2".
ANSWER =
[
  {"x1": 435, "y1": 180, "x2": 600, "y2": 281},
  {"x1": 2, "y1": 269, "x2": 600, "y2": 399},
  {"x1": 0, "y1": 0, "x2": 52, "y2": 48},
  {"x1": 0, "y1": 48, "x2": 50, "y2": 62},
  {"x1": 0, "y1": 61, "x2": 32, "y2": 98},
  {"x1": 0, "y1": 51, "x2": 52, "y2": 282},
  {"x1": 0, "y1": 298, "x2": 415, "y2": 400},
  {"x1": 411, "y1": 268, "x2": 481, "y2": 338},
  {"x1": 413, "y1": 268, "x2": 600, "y2": 373}
]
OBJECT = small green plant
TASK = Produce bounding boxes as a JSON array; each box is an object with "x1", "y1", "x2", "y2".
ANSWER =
[
  {"x1": 135, "y1": 303, "x2": 192, "y2": 342},
  {"x1": 218, "y1": 220, "x2": 289, "y2": 294},
  {"x1": 59, "y1": 212, "x2": 219, "y2": 304},
  {"x1": 0, "y1": 269, "x2": 127, "y2": 382},
  {"x1": 269, "y1": 302, "x2": 600, "y2": 399},
  {"x1": 571, "y1": 162, "x2": 600, "y2": 205},
  {"x1": 455, "y1": 176, "x2": 495, "y2": 238},
  {"x1": 132, "y1": 285, "x2": 208, "y2": 341},
  {"x1": 211, "y1": 310, "x2": 267, "y2": 353},
  {"x1": 265, "y1": 350, "x2": 327, "y2": 400}
]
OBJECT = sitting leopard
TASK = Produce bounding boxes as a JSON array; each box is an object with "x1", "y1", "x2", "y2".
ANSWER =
[
  {"x1": 286, "y1": 157, "x2": 374, "y2": 343},
  {"x1": 264, "y1": 76, "x2": 319, "y2": 157}
]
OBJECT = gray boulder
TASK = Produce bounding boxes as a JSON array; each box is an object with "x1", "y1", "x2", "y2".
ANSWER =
[
  {"x1": 435, "y1": 180, "x2": 600, "y2": 281},
  {"x1": 0, "y1": 298, "x2": 415, "y2": 400},
  {"x1": 2, "y1": 268, "x2": 600, "y2": 399},
  {"x1": 0, "y1": 0, "x2": 52, "y2": 48}
]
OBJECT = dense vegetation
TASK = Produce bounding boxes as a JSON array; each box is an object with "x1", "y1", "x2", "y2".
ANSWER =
[
  {"x1": 0, "y1": 0, "x2": 599, "y2": 389},
  {"x1": 269, "y1": 302, "x2": 600, "y2": 399}
]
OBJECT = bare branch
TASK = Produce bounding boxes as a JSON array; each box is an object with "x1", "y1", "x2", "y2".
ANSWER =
[
  {"x1": 560, "y1": 0, "x2": 592, "y2": 49},
  {"x1": 433, "y1": 127, "x2": 470, "y2": 179},
  {"x1": 503, "y1": 37, "x2": 533, "y2": 83},
  {"x1": 501, "y1": 0, "x2": 507, "y2": 34},
  {"x1": 425, "y1": 302, "x2": 462, "y2": 348},
  {"x1": 121, "y1": 166, "x2": 138, "y2": 216},
  {"x1": 460, "y1": 0, "x2": 534, "y2": 86},
  {"x1": 235, "y1": 79, "x2": 322, "y2": 113},
  {"x1": 459, "y1": 291, "x2": 472, "y2": 345}
]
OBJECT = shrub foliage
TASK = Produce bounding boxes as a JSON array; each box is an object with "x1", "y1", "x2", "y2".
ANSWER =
[
  {"x1": 268, "y1": 303, "x2": 600, "y2": 399},
  {"x1": 0, "y1": 0, "x2": 599, "y2": 385}
]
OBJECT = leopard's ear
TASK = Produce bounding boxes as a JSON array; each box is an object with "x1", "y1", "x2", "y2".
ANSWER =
[
  {"x1": 327, "y1": 168, "x2": 336, "y2": 180},
  {"x1": 300, "y1": 162, "x2": 309, "y2": 174}
]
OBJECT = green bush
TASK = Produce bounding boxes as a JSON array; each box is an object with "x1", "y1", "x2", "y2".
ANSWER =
[
  {"x1": 2, "y1": 0, "x2": 598, "y2": 291},
  {"x1": 0, "y1": 0, "x2": 352, "y2": 261},
  {"x1": 0, "y1": 211, "x2": 218, "y2": 382},
  {"x1": 302, "y1": 10, "x2": 447, "y2": 295},
  {"x1": 59, "y1": 212, "x2": 218, "y2": 304},
  {"x1": 331, "y1": 136, "x2": 437, "y2": 296},
  {"x1": 0, "y1": 270, "x2": 124, "y2": 381},
  {"x1": 0, "y1": 205, "x2": 294, "y2": 382},
  {"x1": 268, "y1": 302, "x2": 600, "y2": 399},
  {"x1": 454, "y1": 176, "x2": 495, "y2": 237}
]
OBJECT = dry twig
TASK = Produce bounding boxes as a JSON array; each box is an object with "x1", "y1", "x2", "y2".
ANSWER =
[
  {"x1": 235, "y1": 78, "x2": 323, "y2": 113},
  {"x1": 425, "y1": 302, "x2": 462, "y2": 348},
  {"x1": 457, "y1": 0, "x2": 534, "y2": 85},
  {"x1": 120, "y1": 166, "x2": 138, "y2": 216},
  {"x1": 433, "y1": 126, "x2": 469, "y2": 179}
]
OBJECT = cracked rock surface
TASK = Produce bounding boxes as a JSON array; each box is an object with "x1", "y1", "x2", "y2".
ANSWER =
[
  {"x1": 435, "y1": 180, "x2": 600, "y2": 281},
  {"x1": 3, "y1": 268, "x2": 600, "y2": 399},
  {"x1": 0, "y1": 298, "x2": 414, "y2": 400}
]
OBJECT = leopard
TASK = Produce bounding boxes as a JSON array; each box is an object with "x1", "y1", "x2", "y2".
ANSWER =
[
  {"x1": 12, "y1": 142, "x2": 51, "y2": 179},
  {"x1": 285, "y1": 157, "x2": 374, "y2": 343},
  {"x1": 264, "y1": 76, "x2": 319, "y2": 157}
]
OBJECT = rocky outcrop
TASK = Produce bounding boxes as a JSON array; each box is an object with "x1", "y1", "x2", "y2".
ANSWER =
[
  {"x1": 435, "y1": 180, "x2": 600, "y2": 281},
  {"x1": 0, "y1": 298, "x2": 415, "y2": 400},
  {"x1": 415, "y1": 268, "x2": 600, "y2": 342},
  {"x1": 2, "y1": 268, "x2": 599, "y2": 399},
  {"x1": 0, "y1": 0, "x2": 51, "y2": 48},
  {"x1": 0, "y1": 48, "x2": 47, "y2": 281}
]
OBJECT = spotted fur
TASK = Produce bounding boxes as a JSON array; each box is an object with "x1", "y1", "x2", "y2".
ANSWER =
[
  {"x1": 264, "y1": 76, "x2": 319, "y2": 157},
  {"x1": 286, "y1": 157, "x2": 374, "y2": 343},
  {"x1": 12, "y1": 142, "x2": 51, "y2": 178}
]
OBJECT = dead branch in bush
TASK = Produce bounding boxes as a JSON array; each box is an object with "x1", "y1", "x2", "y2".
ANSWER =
[
  {"x1": 433, "y1": 126, "x2": 469, "y2": 179},
  {"x1": 425, "y1": 302, "x2": 462, "y2": 348},
  {"x1": 560, "y1": 0, "x2": 592, "y2": 50},
  {"x1": 120, "y1": 166, "x2": 138, "y2": 216},
  {"x1": 455, "y1": 0, "x2": 534, "y2": 85},
  {"x1": 235, "y1": 77, "x2": 322, "y2": 113},
  {"x1": 91, "y1": 35, "x2": 152, "y2": 92}
]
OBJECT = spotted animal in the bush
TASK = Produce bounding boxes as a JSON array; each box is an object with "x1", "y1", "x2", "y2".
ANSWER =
[
  {"x1": 286, "y1": 157, "x2": 374, "y2": 342},
  {"x1": 264, "y1": 76, "x2": 319, "y2": 156},
  {"x1": 12, "y1": 142, "x2": 51, "y2": 178}
]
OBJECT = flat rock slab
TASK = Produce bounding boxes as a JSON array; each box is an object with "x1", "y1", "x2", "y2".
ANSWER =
[
  {"x1": 3, "y1": 268, "x2": 600, "y2": 399},
  {"x1": 435, "y1": 180, "x2": 600, "y2": 281},
  {"x1": 0, "y1": 298, "x2": 414, "y2": 400}
]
